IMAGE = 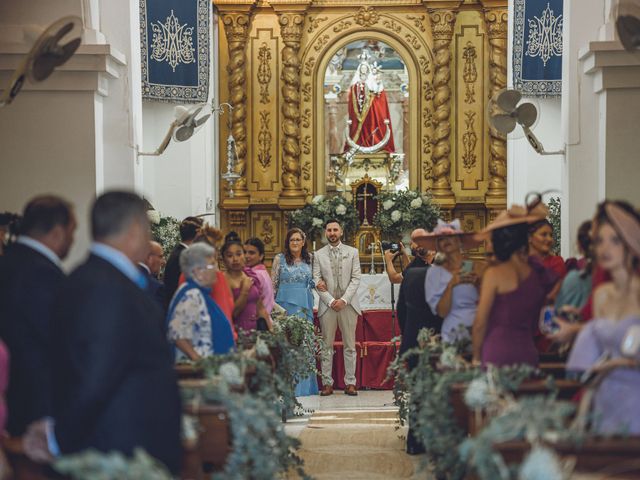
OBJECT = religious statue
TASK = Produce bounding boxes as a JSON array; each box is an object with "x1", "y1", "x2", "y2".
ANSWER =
[{"x1": 344, "y1": 53, "x2": 395, "y2": 154}]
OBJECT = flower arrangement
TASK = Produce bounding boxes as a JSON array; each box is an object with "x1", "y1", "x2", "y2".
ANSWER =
[
  {"x1": 373, "y1": 189, "x2": 440, "y2": 239},
  {"x1": 149, "y1": 213, "x2": 181, "y2": 255},
  {"x1": 289, "y1": 194, "x2": 359, "y2": 240},
  {"x1": 547, "y1": 196, "x2": 561, "y2": 255},
  {"x1": 54, "y1": 448, "x2": 173, "y2": 479}
]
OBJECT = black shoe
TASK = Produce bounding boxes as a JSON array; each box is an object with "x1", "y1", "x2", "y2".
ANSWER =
[{"x1": 406, "y1": 427, "x2": 425, "y2": 455}]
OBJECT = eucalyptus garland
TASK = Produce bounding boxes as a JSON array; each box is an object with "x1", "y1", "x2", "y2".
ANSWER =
[{"x1": 54, "y1": 448, "x2": 173, "y2": 479}]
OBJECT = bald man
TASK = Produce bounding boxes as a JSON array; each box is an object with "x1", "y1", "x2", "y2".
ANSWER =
[{"x1": 139, "y1": 241, "x2": 166, "y2": 310}]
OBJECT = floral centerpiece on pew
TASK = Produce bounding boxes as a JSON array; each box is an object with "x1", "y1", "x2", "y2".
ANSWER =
[
  {"x1": 373, "y1": 189, "x2": 440, "y2": 241},
  {"x1": 289, "y1": 194, "x2": 359, "y2": 240},
  {"x1": 388, "y1": 328, "x2": 544, "y2": 480}
]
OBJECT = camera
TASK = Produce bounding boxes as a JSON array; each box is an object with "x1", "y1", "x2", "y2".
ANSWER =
[{"x1": 381, "y1": 241, "x2": 400, "y2": 253}]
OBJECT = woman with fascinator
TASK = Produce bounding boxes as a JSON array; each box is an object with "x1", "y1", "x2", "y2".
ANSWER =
[
  {"x1": 471, "y1": 202, "x2": 559, "y2": 367},
  {"x1": 566, "y1": 201, "x2": 640, "y2": 434},
  {"x1": 412, "y1": 219, "x2": 482, "y2": 343}
]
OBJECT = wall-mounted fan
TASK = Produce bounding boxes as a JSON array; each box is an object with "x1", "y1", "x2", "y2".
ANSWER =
[
  {"x1": 489, "y1": 89, "x2": 565, "y2": 156},
  {"x1": 137, "y1": 104, "x2": 211, "y2": 158},
  {"x1": 0, "y1": 16, "x2": 82, "y2": 108},
  {"x1": 615, "y1": 0, "x2": 640, "y2": 51}
]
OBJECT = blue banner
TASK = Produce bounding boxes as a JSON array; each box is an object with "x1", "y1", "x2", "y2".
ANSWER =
[
  {"x1": 513, "y1": 0, "x2": 563, "y2": 97},
  {"x1": 140, "y1": 0, "x2": 209, "y2": 103}
]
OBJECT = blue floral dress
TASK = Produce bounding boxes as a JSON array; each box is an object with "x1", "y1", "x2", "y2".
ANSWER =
[{"x1": 272, "y1": 253, "x2": 318, "y2": 396}]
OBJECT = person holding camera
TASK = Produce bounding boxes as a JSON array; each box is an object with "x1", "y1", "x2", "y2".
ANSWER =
[
  {"x1": 413, "y1": 220, "x2": 482, "y2": 343},
  {"x1": 471, "y1": 203, "x2": 557, "y2": 368}
]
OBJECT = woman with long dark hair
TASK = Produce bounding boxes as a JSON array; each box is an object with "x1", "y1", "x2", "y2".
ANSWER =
[
  {"x1": 567, "y1": 201, "x2": 640, "y2": 434},
  {"x1": 271, "y1": 227, "x2": 318, "y2": 396},
  {"x1": 472, "y1": 203, "x2": 558, "y2": 367},
  {"x1": 244, "y1": 237, "x2": 275, "y2": 320}
]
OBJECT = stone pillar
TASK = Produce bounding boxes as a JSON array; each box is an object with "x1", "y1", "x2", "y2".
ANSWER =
[
  {"x1": 219, "y1": 7, "x2": 254, "y2": 199},
  {"x1": 402, "y1": 96, "x2": 410, "y2": 163},
  {"x1": 327, "y1": 98, "x2": 340, "y2": 154},
  {"x1": 272, "y1": 4, "x2": 309, "y2": 206},
  {"x1": 427, "y1": 6, "x2": 458, "y2": 209},
  {"x1": 483, "y1": 7, "x2": 508, "y2": 212}
]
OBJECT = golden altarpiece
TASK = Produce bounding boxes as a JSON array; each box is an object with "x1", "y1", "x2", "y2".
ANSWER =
[{"x1": 214, "y1": 0, "x2": 508, "y2": 261}]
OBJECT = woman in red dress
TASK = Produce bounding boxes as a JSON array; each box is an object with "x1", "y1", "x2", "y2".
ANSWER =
[{"x1": 529, "y1": 219, "x2": 566, "y2": 278}]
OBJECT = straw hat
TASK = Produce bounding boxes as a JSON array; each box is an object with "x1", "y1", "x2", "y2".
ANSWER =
[
  {"x1": 411, "y1": 219, "x2": 481, "y2": 251},
  {"x1": 474, "y1": 202, "x2": 549, "y2": 241},
  {"x1": 605, "y1": 203, "x2": 640, "y2": 259}
]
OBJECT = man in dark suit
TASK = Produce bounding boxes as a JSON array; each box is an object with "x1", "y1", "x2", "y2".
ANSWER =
[
  {"x1": 0, "y1": 195, "x2": 76, "y2": 437},
  {"x1": 163, "y1": 216, "x2": 202, "y2": 308},
  {"x1": 395, "y1": 230, "x2": 442, "y2": 455},
  {"x1": 24, "y1": 191, "x2": 181, "y2": 473},
  {"x1": 138, "y1": 240, "x2": 166, "y2": 310}
]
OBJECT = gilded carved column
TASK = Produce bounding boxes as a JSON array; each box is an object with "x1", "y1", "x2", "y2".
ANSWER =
[
  {"x1": 428, "y1": 8, "x2": 457, "y2": 206},
  {"x1": 484, "y1": 8, "x2": 508, "y2": 202},
  {"x1": 276, "y1": 10, "x2": 307, "y2": 203},
  {"x1": 221, "y1": 11, "x2": 253, "y2": 198}
]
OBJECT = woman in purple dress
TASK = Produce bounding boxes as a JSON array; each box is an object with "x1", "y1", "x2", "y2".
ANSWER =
[
  {"x1": 567, "y1": 202, "x2": 640, "y2": 434},
  {"x1": 222, "y1": 235, "x2": 267, "y2": 332},
  {"x1": 472, "y1": 202, "x2": 557, "y2": 367}
]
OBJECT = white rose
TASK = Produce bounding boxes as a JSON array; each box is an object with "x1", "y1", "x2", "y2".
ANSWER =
[
  {"x1": 219, "y1": 362, "x2": 243, "y2": 386},
  {"x1": 410, "y1": 197, "x2": 423, "y2": 209},
  {"x1": 147, "y1": 209, "x2": 161, "y2": 225},
  {"x1": 409, "y1": 190, "x2": 418, "y2": 198},
  {"x1": 312, "y1": 217, "x2": 323, "y2": 227},
  {"x1": 391, "y1": 210, "x2": 401, "y2": 222},
  {"x1": 312, "y1": 195, "x2": 325, "y2": 204},
  {"x1": 383, "y1": 199, "x2": 394, "y2": 210},
  {"x1": 335, "y1": 204, "x2": 347, "y2": 215}
]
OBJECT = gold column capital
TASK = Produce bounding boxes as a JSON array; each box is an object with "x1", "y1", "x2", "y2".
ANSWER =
[{"x1": 483, "y1": 8, "x2": 508, "y2": 39}]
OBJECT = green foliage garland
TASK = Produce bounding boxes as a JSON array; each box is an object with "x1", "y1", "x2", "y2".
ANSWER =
[
  {"x1": 54, "y1": 448, "x2": 173, "y2": 479},
  {"x1": 373, "y1": 189, "x2": 440, "y2": 239},
  {"x1": 289, "y1": 194, "x2": 359, "y2": 239}
]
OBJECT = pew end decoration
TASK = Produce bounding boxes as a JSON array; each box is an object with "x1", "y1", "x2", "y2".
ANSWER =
[
  {"x1": 289, "y1": 194, "x2": 359, "y2": 241},
  {"x1": 372, "y1": 189, "x2": 440, "y2": 240}
]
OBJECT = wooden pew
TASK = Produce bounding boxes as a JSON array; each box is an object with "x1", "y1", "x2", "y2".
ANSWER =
[
  {"x1": 538, "y1": 362, "x2": 567, "y2": 379},
  {"x1": 450, "y1": 379, "x2": 582, "y2": 436},
  {"x1": 494, "y1": 437, "x2": 640, "y2": 477},
  {"x1": 2, "y1": 436, "x2": 66, "y2": 480},
  {"x1": 183, "y1": 402, "x2": 231, "y2": 475}
]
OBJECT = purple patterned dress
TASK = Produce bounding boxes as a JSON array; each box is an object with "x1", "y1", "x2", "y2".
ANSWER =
[
  {"x1": 481, "y1": 258, "x2": 557, "y2": 368},
  {"x1": 567, "y1": 315, "x2": 640, "y2": 435}
]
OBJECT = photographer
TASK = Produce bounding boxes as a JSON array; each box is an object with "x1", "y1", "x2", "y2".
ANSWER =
[{"x1": 383, "y1": 242, "x2": 410, "y2": 284}]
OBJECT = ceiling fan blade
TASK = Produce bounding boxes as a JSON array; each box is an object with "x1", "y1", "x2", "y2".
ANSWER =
[
  {"x1": 496, "y1": 89, "x2": 522, "y2": 113},
  {"x1": 174, "y1": 125, "x2": 195, "y2": 142},
  {"x1": 516, "y1": 102, "x2": 538, "y2": 128},
  {"x1": 195, "y1": 113, "x2": 211, "y2": 127},
  {"x1": 490, "y1": 114, "x2": 517, "y2": 134},
  {"x1": 617, "y1": 14, "x2": 640, "y2": 50},
  {"x1": 31, "y1": 37, "x2": 81, "y2": 81}
]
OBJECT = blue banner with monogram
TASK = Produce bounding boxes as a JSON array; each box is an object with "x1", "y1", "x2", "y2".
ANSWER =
[
  {"x1": 140, "y1": 0, "x2": 209, "y2": 103},
  {"x1": 513, "y1": 0, "x2": 563, "y2": 97}
]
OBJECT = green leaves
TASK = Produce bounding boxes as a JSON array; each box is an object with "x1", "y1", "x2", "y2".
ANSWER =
[{"x1": 290, "y1": 195, "x2": 359, "y2": 239}]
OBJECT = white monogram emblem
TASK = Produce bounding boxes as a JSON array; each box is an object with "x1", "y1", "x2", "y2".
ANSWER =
[
  {"x1": 150, "y1": 10, "x2": 196, "y2": 72},
  {"x1": 525, "y1": 3, "x2": 563, "y2": 66}
]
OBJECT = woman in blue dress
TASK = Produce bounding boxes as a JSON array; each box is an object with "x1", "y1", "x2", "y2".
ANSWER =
[{"x1": 271, "y1": 228, "x2": 319, "y2": 396}]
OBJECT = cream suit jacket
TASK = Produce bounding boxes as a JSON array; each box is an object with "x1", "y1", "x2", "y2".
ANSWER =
[{"x1": 312, "y1": 243, "x2": 362, "y2": 316}]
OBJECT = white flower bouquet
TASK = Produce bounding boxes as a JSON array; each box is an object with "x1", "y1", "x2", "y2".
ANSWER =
[
  {"x1": 290, "y1": 194, "x2": 359, "y2": 239},
  {"x1": 373, "y1": 189, "x2": 440, "y2": 238}
]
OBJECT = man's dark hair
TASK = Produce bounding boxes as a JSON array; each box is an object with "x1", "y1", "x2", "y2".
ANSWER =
[
  {"x1": 180, "y1": 216, "x2": 204, "y2": 242},
  {"x1": 324, "y1": 218, "x2": 341, "y2": 229},
  {"x1": 20, "y1": 195, "x2": 73, "y2": 237},
  {"x1": 91, "y1": 191, "x2": 147, "y2": 240}
]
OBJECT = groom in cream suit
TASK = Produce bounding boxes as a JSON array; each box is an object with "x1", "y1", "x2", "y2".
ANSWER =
[{"x1": 313, "y1": 219, "x2": 361, "y2": 396}]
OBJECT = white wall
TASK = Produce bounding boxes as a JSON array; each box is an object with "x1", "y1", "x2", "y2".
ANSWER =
[
  {"x1": 0, "y1": 0, "x2": 141, "y2": 268},
  {"x1": 140, "y1": 13, "x2": 219, "y2": 225},
  {"x1": 506, "y1": 0, "x2": 565, "y2": 253}
]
